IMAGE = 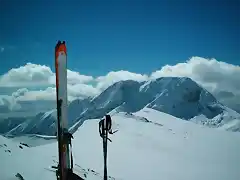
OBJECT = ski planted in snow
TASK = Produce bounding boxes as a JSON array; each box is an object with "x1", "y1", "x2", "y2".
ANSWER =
[{"x1": 55, "y1": 40, "x2": 84, "y2": 180}]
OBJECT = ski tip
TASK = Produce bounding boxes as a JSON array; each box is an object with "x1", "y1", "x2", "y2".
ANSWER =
[
  {"x1": 55, "y1": 41, "x2": 67, "y2": 58},
  {"x1": 55, "y1": 41, "x2": 61, "y2": 49}
]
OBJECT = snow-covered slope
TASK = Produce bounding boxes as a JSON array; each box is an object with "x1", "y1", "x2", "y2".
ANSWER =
[
  {"x1": 5, "y1": 111, "x2": 57, "y2": 136},
  {"x1": 1, "y1": 108, "x2": 240, "y2": 180},
  {"x1": 3, "y1": 77, "x2": 240, "y2": 136},
  {"x1": 191, "y1": 105, "x2": 240, "y2": 131},
  {"x1": 143, "y1": 77, "x2": 222, "y2": 119},
  {"x1": 0, "y1": 117, "x2": 26, "y2": 134},
  {"x1": 4, "y1": 98, "x2": 92, "y2": 136}
]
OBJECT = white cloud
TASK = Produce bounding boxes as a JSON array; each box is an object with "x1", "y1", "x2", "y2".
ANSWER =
[
  {"x1": 0, "y1": 95, "x2": 21, "y2": 112},
  {"x1": 0, "y1": 90, "x2": 56, "y2": 115},
  {"x1": 1, "y1": 57, "x2": 240, "y2": 113},
  {"x1": 0, "y1": 69, "x2": 148, "y2": 112},
  {"x1": 96, "y1": 70, "x2": 148, "y2": 90},
  {"x1": 12, "y1": 88, "x2": 29, "y2": 98},
  {"x1": 150, "y1": 56, "x2": 240, "y2": 112},
  {"x1": 0, "y1": 63, "x2": 94, "y2": 88},
  {"x1": 67, "y1": 70, "x2": 94, "y2": 85},
  {"x1": 10, "y1": 84, "x2": 99, "y2": 102},
  {"x1": 151, "y1": 56, "x2": 240, "y2": 94},
  {"x1": 15, "y1": 87, "x2": 56, "y2": 101},
  {"x1": 0, "y1": 63, "x2": 54, "y2": 87},
  {"x1": 67, "y1": 84, "x2": 100, "y2": 101}
]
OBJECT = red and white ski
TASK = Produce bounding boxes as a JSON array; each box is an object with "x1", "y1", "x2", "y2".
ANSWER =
[{"x1": 55, "y1": 41, "x2": 71, "y2": 180}]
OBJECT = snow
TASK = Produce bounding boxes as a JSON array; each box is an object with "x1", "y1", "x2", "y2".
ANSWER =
[
  {"x1": 219, "y1": 119, "x2": 240, "y2": 132},
  {"x1": 144, "y1": 77, "x2": 221, "y2": 119},
  {"x1": 1, "y1": 108, "x2": 240, "y2": 180},
  {"x1": 190, "y1": 104, "x2": 240, "y2": 131},
  {"x1": 40, "y1": 109, "x2": 56, "y2": 121},
  {"x1": 2, "y1": 77, "x2": 240, "y2": 136}
]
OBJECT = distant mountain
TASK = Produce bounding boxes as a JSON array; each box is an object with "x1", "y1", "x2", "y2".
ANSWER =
[
  {"x1": 143, "y1": 77, "x2": 222, "y2": 119},
  {"x1": 3, "y1": 77, "x2": 240, "y2": 136},
  {"x1": 0, "y1": 117, "x2": 26, "y2": 134}
]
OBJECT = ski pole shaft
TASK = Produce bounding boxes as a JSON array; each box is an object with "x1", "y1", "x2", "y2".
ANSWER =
[{"x1": 103, "y1": 131, "x2": 108, "y2": 180}]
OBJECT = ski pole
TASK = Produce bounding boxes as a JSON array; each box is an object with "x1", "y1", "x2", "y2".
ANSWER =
[{"x1": 99, "y1": 115, "x2": 113, "y2": 180}]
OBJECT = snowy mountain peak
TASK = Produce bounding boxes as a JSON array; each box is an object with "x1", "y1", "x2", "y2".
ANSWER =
[
  {"x1": 142, "y1": 77, "x2": 221, "y2": 119},
  {"x1": 2, "y1": 77, "x2": 240, "y2": 136}
]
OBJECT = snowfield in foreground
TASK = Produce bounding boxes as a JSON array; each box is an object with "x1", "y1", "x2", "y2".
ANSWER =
[{"x1": 1, "y1": 108, "x2": 240, "y2": 180}]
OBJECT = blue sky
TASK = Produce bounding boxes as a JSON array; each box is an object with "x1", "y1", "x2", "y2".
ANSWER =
[{"x1": 0, "y1": 0, "x2": 239, "y2": 76}]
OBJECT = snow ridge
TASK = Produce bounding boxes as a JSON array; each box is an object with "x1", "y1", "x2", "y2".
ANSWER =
[
  {"x1": 2, "y1": 77, "x2": 240, "y2": 136},
  {"x1": 1, "y1": 108, "x2": 240, "y2": 180}
]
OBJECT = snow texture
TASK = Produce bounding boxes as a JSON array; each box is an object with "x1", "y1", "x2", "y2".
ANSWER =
[
  {"x1": 1, "y1": 77, "x2": 240, "y2": 136},
  {"x1": 1, "y1": 108, "x2": 240, "y2": 180}
]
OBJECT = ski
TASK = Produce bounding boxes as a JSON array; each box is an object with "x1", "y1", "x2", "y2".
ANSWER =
[
  {"x1": 55, "y1": 40, "x2": 84, "y2": 180},
  {"x1": 55, "y1": 40, "x2": 71, "y2": 180}
]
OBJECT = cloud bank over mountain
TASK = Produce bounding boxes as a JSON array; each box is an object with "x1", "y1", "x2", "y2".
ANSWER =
[{"x1": 0, "y1": 56, "x2": 239, "y2": 115}]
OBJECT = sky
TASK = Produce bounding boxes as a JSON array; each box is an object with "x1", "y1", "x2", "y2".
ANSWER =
[
  {"x1": 0, "y1": 0, "x2": 239, "y2": 75},
  {"x1": 0, "y1": 0, "x2": 240, "y2": 115}
]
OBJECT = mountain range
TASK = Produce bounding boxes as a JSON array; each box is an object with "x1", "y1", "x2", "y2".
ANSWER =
[{"x1": 1, "y1": 77, "x2": 240, "y2": 136}]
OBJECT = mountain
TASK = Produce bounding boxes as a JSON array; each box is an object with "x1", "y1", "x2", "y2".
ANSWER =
[
  {"x1": 1, "y1": 108, "x2": 240, "y2": 180},
  {"x1": 143, "y1": 77, "x2": 222, "y2": 119},
  {"x1": 0, "y1": 117, "x2": 26, "y2": 134},
  {"x1": 2, "y1": 77, "x2": 240, "y2": 136},
  {"x1": 4, "y1": 98, "x2": 92, "y2": 136},
  {"x1": 191, "y1": 105, "x2": 240, "y2": 131}
]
